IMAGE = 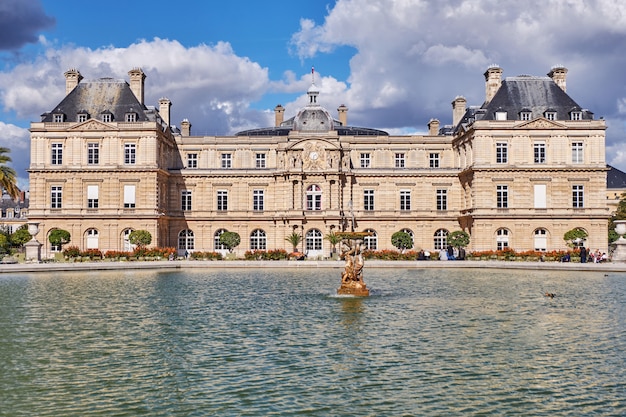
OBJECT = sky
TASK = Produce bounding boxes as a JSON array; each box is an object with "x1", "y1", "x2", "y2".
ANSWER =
[{"x1": 2, "y1": 0, "x2": 626, "y2": 190}]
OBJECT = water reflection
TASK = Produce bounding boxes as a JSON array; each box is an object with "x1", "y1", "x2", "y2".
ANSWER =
[{"x1": 0, "y1": 268, "x2": 624, "y2": 416}]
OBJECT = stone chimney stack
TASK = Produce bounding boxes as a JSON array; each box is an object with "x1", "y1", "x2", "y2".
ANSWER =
[
  {"x1": 548, "y1": 65, "x2": 567, "y2": 92},
  {"x1": 337, "y1": 104, "x2": 348, "y2": 126},
  {"x1": 64, "y1": 68, "x2": 83, "y2": 95},
  {"x1": 274, "y1": 104, "x2": 285, "y2": 127},
  {"x1": 452, "y1": 96, "x2": 467, "y2": 127},
  {"x1": 484, "y1": 65, "x2": 503, "y2": 104},
  {"x1": 428, "y1": 119, "x2": 440, "y2": 136},
  {"x1": 181, "y1": 119, "x2": 191, "y2": 136},
  {"x1": 159, "y1": 98, "x2": 171, "y2": 127},
  {"x1": 128, "y1": 68, "x2": 146, "y2": 105}
]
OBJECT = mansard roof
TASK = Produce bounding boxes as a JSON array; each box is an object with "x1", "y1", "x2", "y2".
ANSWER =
[
  {"x1": 40, "y1": 78, "x2": 153, "y2": 123},
  {"x1": 607, "y1": 165, "x2": 626, "y2": 190},
  {"x1": 480, "y1": 76, "x2": 593, "y2": 121}
]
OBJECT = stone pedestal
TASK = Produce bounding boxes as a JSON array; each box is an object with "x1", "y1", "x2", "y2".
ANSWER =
[
  {"x1": 24, "y1": 239, "x2": 42, "y2": 262},
  {"x1": 612, "y1": 221, "x2": 626, "y2": 262},
  {"x1": 337, "y1": 280, "x2": 369, "y2": 297}
]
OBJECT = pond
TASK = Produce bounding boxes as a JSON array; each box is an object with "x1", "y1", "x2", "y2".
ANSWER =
[{"x1": 0, "y1": 267, "x2": 624, "y2": 416}]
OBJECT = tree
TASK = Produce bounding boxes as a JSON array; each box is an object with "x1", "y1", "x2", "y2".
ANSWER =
[
  {"x1": 219, "y1": 231, "x2": 241, "y2": 253},
  {"x1": 285, "y1": 232, "x2": 302, "y2": 252},
  {"x1": 48, "y1": 229, "x2": 71, "y2": 248},
  {"x1": 11, "y1": 225, "x2": 32, "y2": 248},
  {"x1": 564, "y1": 228, "x2": 588, "y2": 248},
  {"x1": 0, "y1": 234, "x2": 9, "y2": 254},
  {"x1": 324, "y1": 232, "x2": 342, "y2": 255},
  {"x1": 129, "y1": 230, "x2": 152, "y2": 247},
  {"x1": 0, "y1": 147, "x2": 19, "y2": 199},
  {"x1": 448, "y1": 230, "x2": 470, "y2": 248},
  {"x1": 391, "y1": 231, "x2": 413, "y2": 252}
]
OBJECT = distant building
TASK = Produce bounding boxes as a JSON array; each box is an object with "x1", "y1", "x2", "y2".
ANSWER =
[{"x1": 27, "y1": 66, "x2": 609, "y2": 257}]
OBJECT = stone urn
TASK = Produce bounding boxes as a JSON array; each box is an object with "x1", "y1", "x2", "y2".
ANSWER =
[{"x1": 611, "y1": 220, "x2": 626, "y2": 262}]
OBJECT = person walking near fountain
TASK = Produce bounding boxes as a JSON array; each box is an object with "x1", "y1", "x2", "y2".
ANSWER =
[{"x1": 580, "y1": 246, "x2": 587, "y2": 263}]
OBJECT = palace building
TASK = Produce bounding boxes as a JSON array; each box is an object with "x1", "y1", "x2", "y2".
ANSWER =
[{"x1": 27, "y1": 65, "x2": 609, "y2": 257}]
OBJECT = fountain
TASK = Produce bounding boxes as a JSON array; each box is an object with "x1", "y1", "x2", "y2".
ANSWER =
[
  {"x1": 336, "y1": 232, "x2": 370, "y2": 296},
  {"x1": 611, "y1": 220, "x2": 626, "y2": 262}
]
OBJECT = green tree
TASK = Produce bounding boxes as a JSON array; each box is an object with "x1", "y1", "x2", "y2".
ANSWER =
[
  {"x1": 220, "y1": 231, "x2": 241, "y2": 253},
  {"x1": 0, "y1": 233, "x2": 9, "y2": 254},
  {"x1": 48, "y1": 229, "x2": 71, "y2": 248},
  {"x1": 285, "y1": 232, "x2": 302, "y2": 252},
  {"x1": 0, "y1": 147, "x2": 19, "y2": 198},
  {"x1": 448, "y1": 230, "x2": 470, "y2": 248},
  {"x1": 10, "y1": 224, "x2": 31, "y2": 248},
  {"x1": 129, "y1": 230, "x2": 152, "y2": 247},
  {"x1": 391, "y1": 231, "x2": 413, "y2": 251},
  {"x1": 564, "y1": 228, "x2": 588, "y2": 248},
  {"x1": 324, "y1": 232, "x2": 342, "y2": 255}
]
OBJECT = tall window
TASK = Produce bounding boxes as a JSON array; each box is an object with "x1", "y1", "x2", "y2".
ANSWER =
[
  {"x1": 51, "y1": 143, "x2": 63, "y2": 165},
  {"x1": 214, "y1": 229, "x2": 227, "y2": 250},
  {"x1": 572, "y1": 142, "x2": 583, "y2": 164},
  {"x1": 250, "y1": 229, "x2": 267, "y2": 250},
  {"x1": 306, "y1": 185, "x2": 322, "y2": 211},
  {"x1": 217, "y1": 190, "x2": 228, "y2": 211},
  {"x1": 436, "y1": 189, "x2": 447, "y2": 210},
  {"x1": 572, "y1": 185, "x2": 584, "y2": 208},
  {"x1": 395, "y1": 153, "x2": 405, "y2": 168},
  {"x1": 221, "y1": 153, "x2": 232, "y2": 168},
  {"x1": 429, "y1": 153, "x2": 440, "y2": 168},
  {"x1": 253, "y1": 189, "x2": 264, "y2": 211},
  {"x1": 122, "y1": 228, "x2": 134, "y2": 251},
  {"x1": 178, "y1": 229, "x2": 194, "y2": 251},
  {"x1": 364, "y1": 189, "x2": 374, "y2": 211},
  {"x1": 181, "y1": 190, "x2": 192, "y2": 211},
  {"x1": 306, "y1": 229, "x2": 323, "y2": 251},
  {"x1": 51, "y1": 186, "x2": 62, "y2": 209},
  {"x1": 87, "y1": 143, "x2": 99, "y2": 165},
  {"x1": 534, "y1": 229, "x2": 547, "y2": 251},
  {"x1": 534, "y1": 142, "x2": 546, "y2": 163},
  {"x1": 363, "y1": 229, "x2": 377, "y2": 250},
  {"x1": 401, "y1": 228, "x2": 414, "y2": 249},
  {"x1": 496, "y1": 228, "x2": 509, "y2": 250},
  {"x1": 87, "y1": 185, "x2": 99, "y2": 209},
  {"x1": 124, "y1": 143, "x2": 136, "y2": 165},
  {"x1": 86, "y1": 229, "x2": 99, "y2": 249},
  {"x1": 496, "y1": 143, "x2": 508, "y2": 163},
  {"x1": 187, "y1": 153, "x2": 198, "y2": 168},
  {"x1": 49, "y1": 229, "x2": 62, "y2": 252},
  {"x1": 123, "y1": 185, "x2": 136, "y2": 208},
  {"x1": 496, "y1": 185, "x2": 508, "y2": 208},
  {"x1": 400, "y1": 190, "x2": 411, "y2": 211},
  {"x1": 256, "y1": 153, "x2": 266, "y2": 168},
  {"x1": 434, "y1": 229, "x2": 448, "y2": 250},
  {"x1": 360, "y1": 153, "x2": 371, "y2": 168}
]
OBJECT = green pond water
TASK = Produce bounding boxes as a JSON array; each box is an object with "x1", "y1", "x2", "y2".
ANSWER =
[{"x1": 0, "y1": 267, "x2": 624, "y2": 416}]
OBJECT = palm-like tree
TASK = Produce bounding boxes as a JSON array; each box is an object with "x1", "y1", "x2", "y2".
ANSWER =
[{"x1": 0, "y1": 147, "x2": 19, "y2": 198}]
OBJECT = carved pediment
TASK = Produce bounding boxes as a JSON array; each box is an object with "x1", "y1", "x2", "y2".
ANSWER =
[
  {"x1": 515, "y1": 118, "x2": 566, "y2": 129},
  {"x1": 69, "y1": 119, "x2": 118, "y2": 131}
]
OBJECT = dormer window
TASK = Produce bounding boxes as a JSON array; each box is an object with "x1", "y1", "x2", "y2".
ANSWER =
[
  {"x1": 77, "y1": 110, "x2": 89, "y2": 123},
  {"x1": 125, "y1": 112, "x2": 137, "y2": 122},
  {"x1": 570, "y1": 111, "x2": 582, "y2": 120},
  {"x1": 53, "y1": 113, "x2": 65, "y2": 123},
  {"x1": 519, "y1": 109, "x2": 532, "y2": 121},
  {"x1": 495, "y1": 110, "x2": 507, "y2": 120},
  {"x1": 544, "y1": 110, "x2": 557, "y2": 121}
]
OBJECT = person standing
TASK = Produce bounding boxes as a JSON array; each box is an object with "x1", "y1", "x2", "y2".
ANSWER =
[{"x1": 580, "y1": 246, "x2": 587, "y2": 263}]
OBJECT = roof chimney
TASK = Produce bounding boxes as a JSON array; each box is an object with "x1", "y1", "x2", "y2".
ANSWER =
[
  {"x1": 548, "y1": 65, "x2": 567, "y2": 92},
  {"x1": 337, "y1": 104, "x2": 348, "y2": 126},
  {"x1": 484, "y1": 65, "x2": 503, "y2": 104},
  {"x1": 181, "y1": 119, "x2": 191, "y2": 136},
  {"x1": 428, "y1": 119, "x2": 440, "y2": 136},
  {"x1": 159, "y1": 97, "x2": 171, "y2": 127},
  {"x1": 274, "y1": 104, "x2": 285, "y2": 127},
  {"x1": 64, "y1": 68, "x2": 83, "y2": 95},
  {"x1": 128, "y1": 68, "x2": 146, "y2": 105},
  {"x1": 451, "y1": 96, "x2": 467, "y2": 126}
]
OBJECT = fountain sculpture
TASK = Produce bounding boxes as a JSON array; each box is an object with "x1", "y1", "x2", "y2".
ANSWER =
[{"x1": 336, "y1": 232, "x2": 370, "y2": 296}]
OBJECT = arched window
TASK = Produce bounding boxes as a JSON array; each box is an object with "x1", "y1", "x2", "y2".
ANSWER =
[
  {"x1": 250, "y1": 229, "x2": 267, "y2": 250},
  {"x1": 496, "y1": 228, "x2": 509, "y2": 250},
  {"x1": 48, "y1": 229, "x2": 62, "y2": 252},
  {"x1": 434, "y1": 229, "x2": 448, "y2": 250},
  {"x1": 401, "y1": 228, "x2": 414, "y2": 249},
  {"x1": 122, "y1": 228, "x2": 134, "y2": 251},
  {"x1": 214, "y1": 229, "x2": 228, "y2": 250},
  {"x1": 305, "y1": 229, "x2": 323, "y2": 251},
  {"x1": 85, "y1": 228, "x2": 99, "y2": 249},
  {"x1": 534, "y1": 228, "x2": 547, "y2": 251},
  {"x1": 178, "y1": 229, "x2": 194, "y2": 251},
  {"x1": 364, "y1": 228, "x2": 378, "y2": 250},
  {"x1": 306, "y1": 185, "x2": 322, "y2": 211}
]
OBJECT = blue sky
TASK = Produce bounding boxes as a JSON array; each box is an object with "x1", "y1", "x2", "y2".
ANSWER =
[{"x1": 2, "y1": 0, "x2": 626, "y2": 189}]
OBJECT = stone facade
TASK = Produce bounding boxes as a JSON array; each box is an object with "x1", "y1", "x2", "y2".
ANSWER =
[{"x1": 27, "y1": 66, "x2": 609, "y2": 258}]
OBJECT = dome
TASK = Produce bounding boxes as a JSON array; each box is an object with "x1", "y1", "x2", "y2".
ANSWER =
[{"x1": 293, "y1": 106, "x2": 334, "y2": 131}]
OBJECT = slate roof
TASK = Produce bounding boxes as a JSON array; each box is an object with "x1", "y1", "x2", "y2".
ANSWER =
[
  {"x1": 40, "y1": 78, "x2": 154, "y2": 123},
  {"x1": 607, "y1": 165, "x2": 626, "y2": 189}
]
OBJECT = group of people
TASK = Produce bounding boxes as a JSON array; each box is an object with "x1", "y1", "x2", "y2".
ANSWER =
[
  {"x1": 579, "y1": 246, "x2": 608, "y2": 263},
  {"x1": 416, "y1": 246, "x2": 466, "y2": 261}
]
